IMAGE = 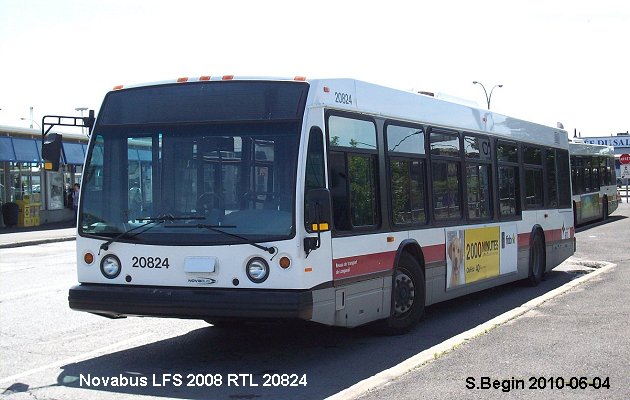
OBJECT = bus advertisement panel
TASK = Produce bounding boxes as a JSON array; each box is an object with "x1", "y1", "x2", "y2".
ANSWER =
[{"x1": 446, "y1": 225, "x2": 517, "y2": 289}]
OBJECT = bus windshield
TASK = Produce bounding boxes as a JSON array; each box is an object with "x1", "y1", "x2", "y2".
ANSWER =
[{"x1": 79, "y1": 81, "x2": 307, "y2": 245}]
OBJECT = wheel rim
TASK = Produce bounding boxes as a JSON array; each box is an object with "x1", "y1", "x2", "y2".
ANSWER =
[{"x1": 394, "y1": 268, "x2": 416, "y2": 317}]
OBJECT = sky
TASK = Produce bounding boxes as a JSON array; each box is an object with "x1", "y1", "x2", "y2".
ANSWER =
[{"x1": 0, "y1": 0, "x2": 628, "y2": 137}]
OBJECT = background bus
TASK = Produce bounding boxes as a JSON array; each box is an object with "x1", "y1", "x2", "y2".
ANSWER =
[
  {"x1": 569, "y1": 140, "x2": 618, "y2": 226},
  {"x1": 54, "y1": 77, "x2": 575, "y2": 333}
]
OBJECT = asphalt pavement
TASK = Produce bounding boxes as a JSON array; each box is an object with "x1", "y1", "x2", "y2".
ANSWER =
[{"x1": 342, "y1": 203, "x2": 630, "y2": 400}]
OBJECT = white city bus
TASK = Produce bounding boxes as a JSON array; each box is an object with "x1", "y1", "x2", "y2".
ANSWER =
[
  {"x1": 569, "y1": 140, "x2": 618, "y2": 226},
  {"x1": 67, "y1": 77, "x2": 575, "y2": 332}
]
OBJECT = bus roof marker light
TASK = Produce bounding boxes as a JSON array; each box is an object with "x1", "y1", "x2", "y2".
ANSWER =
[
  {"x1": 177, "y1": 77, "x2": 189, "y2": 83},
  {"x1": 222, "y1": 75, "x2": 234, "y2": 80},
  {"x1": 294, "y1": 76, "x2": 307, "y2": 81},
  {"x1": 199, "y1": 76, "x2": 211, "y2": 81},
  {"x1": 113, "y1": 85, "x2": 124, "y2": 90}
]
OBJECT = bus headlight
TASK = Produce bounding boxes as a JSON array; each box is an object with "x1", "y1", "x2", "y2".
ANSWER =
[
  {"x1": 100, "y1": 255, "x2": 122, "y2": 279},
  {"x1": 246, "y1": 257, "x2": 269, "y2": 283}
]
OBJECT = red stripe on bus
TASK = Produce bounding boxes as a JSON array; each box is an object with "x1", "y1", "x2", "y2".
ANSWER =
[
  {"x1": 519, "y1": 226, "x2": 574, "y2": 248},
  {"x1": 518, "y1": 233, "x2": 530, "y2": 248},
  {"x1": 332, "y1": 244, "x2": 446, "y2": 280},
  {"x1": 332, "y1": 251, "x2": 396, "y2": 280},
  {"x1": 423, "y1": 243, "x2": 445, "y2": 263}
]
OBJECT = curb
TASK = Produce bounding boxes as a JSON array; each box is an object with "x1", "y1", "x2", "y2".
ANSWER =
[
  {"x1": 0, "y1": 236, "x2": 76, "y2": 249},
  {"x1": 326, "y1": 260, "x2": 616, "y2": 400}
]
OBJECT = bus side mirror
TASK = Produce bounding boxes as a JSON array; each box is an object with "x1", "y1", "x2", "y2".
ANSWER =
[
  {"x1": 304, "y1": 188, "x2": 332, "y2": 256},
  {"x1": 42, "y1": 132, "x2": 63, "y2": 171}
]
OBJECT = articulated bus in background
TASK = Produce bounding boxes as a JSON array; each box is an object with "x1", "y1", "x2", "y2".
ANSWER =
[
  {"x1": 47, "y1": 77, "x2": 575, "y2": 333},
  {"x1": 569, "y1": 141, "x2": 618, "y2": 226}
]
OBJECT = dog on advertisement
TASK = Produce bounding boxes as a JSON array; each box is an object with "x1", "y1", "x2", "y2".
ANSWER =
[{"x1": 447, "y1": 233, "x2": 463, "y2": 287}]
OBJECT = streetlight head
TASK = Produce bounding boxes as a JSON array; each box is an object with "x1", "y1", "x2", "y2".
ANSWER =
[
  {"x1": 472, "y1": 81, "x2": 478, "y2": 84},
  {"x1": 498, "y1": 84, "x2": 503, "y2": 88}
]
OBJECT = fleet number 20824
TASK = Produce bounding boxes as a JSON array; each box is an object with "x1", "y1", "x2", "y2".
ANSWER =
[
  {"x1": 132, "y1": 256, "x2": 170, "y2": 269},
  {"x1": 335, "y1": 92, "x2": 353, "y2": 105}
]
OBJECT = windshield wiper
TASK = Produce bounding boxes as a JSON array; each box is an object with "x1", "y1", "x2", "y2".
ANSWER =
[
  {"x1": 98, "y1": 214, "x2": 204, "y2": 253},
  {"x1": 166, "y1": 223, "x2": 276, "y2": 254}
]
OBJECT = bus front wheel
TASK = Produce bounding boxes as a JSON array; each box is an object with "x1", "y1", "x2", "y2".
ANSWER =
[{"x1": 382, "y1": 252, "x2": 425, "y2": 333}]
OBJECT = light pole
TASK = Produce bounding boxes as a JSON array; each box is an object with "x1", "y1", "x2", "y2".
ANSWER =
[
  {"x1": 21, "y1": 107, "x2": 40, "y2": 130},
  {"x1": 472, "y1": 81, "x2": 503, "y2": 110},
  {"x1": 19, "y1": 117, "x2": 41, "y2": 129},
  {"x1": 76, "y1": 107, "x2": 88, "y2": 135},
  {"x1": 19, "y1": 106, "x2": 40, "y2": 129}
]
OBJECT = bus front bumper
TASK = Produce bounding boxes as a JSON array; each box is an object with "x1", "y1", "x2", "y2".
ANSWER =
[{"x1": 68, "y1": 284, "x2": 313, "y2": 321}]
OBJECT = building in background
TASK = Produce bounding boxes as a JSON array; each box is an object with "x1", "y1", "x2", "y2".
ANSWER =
[
  {"x1": 580, "y1": 132, "x2": 630, "y2": 178},
  {"x1": 0, "y1": 125, "x2": 88, "y2": 226}
]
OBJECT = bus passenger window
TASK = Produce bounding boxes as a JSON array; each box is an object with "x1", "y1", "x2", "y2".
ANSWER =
[
  {"x1": 466, "y1": 164, "x2": 491, "y2": 219},
  {"x1": 498, "y1": 166, "x2": 518, "y2": 216},
  {"x1": 432, "y1": 161, "x2": 461, "y2": 220},
  {"x1": 546, "y1": 150, "x2": 558, "y2": 207},
  {"x1": 387, "y1": 124, "x2": 426, "y2": 225},
  {"x1": 348, "y1": 154, "x2": 378, "y2": 227}
]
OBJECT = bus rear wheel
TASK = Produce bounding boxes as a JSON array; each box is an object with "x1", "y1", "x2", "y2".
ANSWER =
[
  {"x1": 528, "y1": 230, "x2": 545, "y2": 286},
  {"x1": 382, "y1": 252, "x2": 425, "y2": 334}
]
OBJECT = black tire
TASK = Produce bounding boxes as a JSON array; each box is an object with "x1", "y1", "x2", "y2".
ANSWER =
[
  {"x1": 528, "y1": 230, "x2": 546, "y2": 286},
  {"x1": 382, "y1": 252, "x2": 425, "y2": 334}
]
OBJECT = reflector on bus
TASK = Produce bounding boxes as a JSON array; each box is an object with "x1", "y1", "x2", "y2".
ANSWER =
[{"x1": 311, "y1": 223, "x2": 330, "y2": 232}]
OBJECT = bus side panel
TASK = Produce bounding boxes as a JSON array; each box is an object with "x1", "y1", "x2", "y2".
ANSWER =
[{"x1": 547, "y1": 209, "x2": 575, "y2": 270}]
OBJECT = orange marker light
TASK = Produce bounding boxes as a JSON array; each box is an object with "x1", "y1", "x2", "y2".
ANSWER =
[
  {"x1": 294, "y1": 76, "x2": 307, "y2": 81},
  {"x1": 177, "y1": 77, "x2": 189, "y2": 83},
  {"x1": 305, "y1": 267, "x2": 313, "y2": 272},
  {"x1": 84, "y1": 252, "x2": 95, "y2": 265},
  {"x1": 199, "y1": 76, "x2": 211, "y2": 81},
  {"x1": 113, "y1": 85, "x2": 124, "y2": 90},
  {"x1": 222, "y1": 75, "x2": 234, "y2": 80},
  {"x1": 279, "y1": 257, "x2": 291, "y2": 269}
]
